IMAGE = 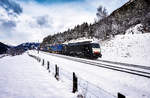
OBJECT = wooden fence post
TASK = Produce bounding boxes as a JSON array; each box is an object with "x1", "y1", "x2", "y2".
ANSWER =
[
  {"x1": 36, "y1": 57, "x2": 39, "y2": 62},
  {"x1": 118, "y1": 93, "x2": 125, "y2": 98},
  {"x1": 55, "y1": 65, "x2": 59, "y2": 80},
  {"x1": 47, "y1": 61, "x2": 50, "y2": 71},
  {"x1": 39, "y1": 58, "x2": 41, "y2": 62},
  {"x1": 42, "y1": 59, "x2": 44, "y2": 66},
  {"x1": 38, "y1": 57, "x2": 40, "y2": 62},
  {"x1": 72, "y1": 72, "x2": 78, "y2": 93}
]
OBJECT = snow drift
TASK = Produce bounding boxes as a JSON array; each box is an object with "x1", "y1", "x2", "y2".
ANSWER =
[{"x1": 100, "y1": 24, "x2": 150, "y2": 66}]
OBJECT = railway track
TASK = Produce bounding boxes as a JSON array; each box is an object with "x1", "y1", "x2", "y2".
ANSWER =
[
  {"x1": 97, "y1": 59, "x2": 150, "y2": 70},
  {"x1": 40, "y1": 51, "x2": 150, "y2": 78}
]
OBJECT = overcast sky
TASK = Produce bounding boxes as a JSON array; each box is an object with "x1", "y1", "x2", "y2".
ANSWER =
[{"x1": 0, "y1": 0, "x2": 128, "y2": 45}]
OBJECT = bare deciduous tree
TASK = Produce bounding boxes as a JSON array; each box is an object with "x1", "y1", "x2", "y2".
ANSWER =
[{"x1": 96, "y1": 5, "x2": 108, "y2": 21}]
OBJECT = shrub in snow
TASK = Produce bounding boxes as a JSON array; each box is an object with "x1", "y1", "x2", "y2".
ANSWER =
[{"x1": 125, "y1": 24, "x2": 144, "y2": 34}]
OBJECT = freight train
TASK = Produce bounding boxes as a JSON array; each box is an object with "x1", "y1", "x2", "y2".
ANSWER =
[{"x1": 41, "y1": 41, "x2": 102, "y2": 59}]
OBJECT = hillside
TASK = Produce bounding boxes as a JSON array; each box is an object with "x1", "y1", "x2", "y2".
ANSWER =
[
  {"x1": 0, "y1": 42, "x2": 9, "y2": 54},
  {"x1": 107, "y1": 0, "x2": 150, "y2": 34},
  {"x1": 100, "y1": 25, "x2": 150, "y2": 65},
  {"x1": 41, "y1": 0, "x2": 150, "y2": 46}
]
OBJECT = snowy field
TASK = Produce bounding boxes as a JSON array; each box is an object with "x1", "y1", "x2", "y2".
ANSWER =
[
  {"x1": 0, "y1": 54, "x2": 75, "y2": 98},
  {"x1": 0, "y1": 24, "x2": 150, "y2": 98},
  {"x1": 100, "y1": 33, "x2": 150, "y2": 66},
  {"x1": 29, "y1": 50, "x2": 150, "y2": 98}
]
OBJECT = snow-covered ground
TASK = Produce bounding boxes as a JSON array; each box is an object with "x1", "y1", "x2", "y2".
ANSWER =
[
  {"x1": 0, "y1": 53, "x2": 75, "y2": 98},
  {"x1": 29, "y1": 50, "x2": 150, "y2": 98},
  {"x1": 100, "y1": 24, "x2": 150, "y2": 66},
  {"x1": 62, "y1": 24, "x2": 150, "y2": 66},
  {"x1": 0, "y1": 24, "x2": 150, "y2": 98},
  {"x1": 0, "y1": 54, "x2": 5, "y2": 58},
  {"x1": 100, "y1": 33, "x2": 150, "y2": 66}
]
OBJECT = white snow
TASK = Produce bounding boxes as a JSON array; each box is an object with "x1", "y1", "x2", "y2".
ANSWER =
[
  {"x1": 100, "y1": 27, "x2": 150, "y2": 66},
  {"x1": 61, "y1": 24, "x2": 150, "y2": 66},
  {"x1": 0, "y1": 53, "x2": 75, "y2": 98},
  {"x1": 27, "y1": 24, "x2": 150, "y2": 97},
  {"x1": 29, "y1": 50, "x2": 150, "y2": 98},
  {"x1": 125, "y1": 24, "x2": 143, "y2": 34},
  {"x1": 1, "y1": 29, "x2": 150, "y2": 98},
  {"x1": 63, "y1": 37, "x2": 100, "y2": 44}
]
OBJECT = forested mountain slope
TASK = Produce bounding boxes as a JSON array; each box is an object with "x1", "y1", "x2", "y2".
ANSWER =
[
  {"x1": 0, "y1": 42, "x2": 9, "y2": 54},
  {"x1": 41, "y1": 0, "x2": 150, "y2": 46}
]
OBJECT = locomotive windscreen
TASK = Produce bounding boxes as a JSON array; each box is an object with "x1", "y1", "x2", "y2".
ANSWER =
[{"x1": 92, "y1": 43, "x2": 100, "y2": 48}]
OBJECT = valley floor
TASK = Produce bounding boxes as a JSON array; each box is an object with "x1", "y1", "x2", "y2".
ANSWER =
[{"x1": 0, "y1": 54, "x2": 75, "y2": 98}]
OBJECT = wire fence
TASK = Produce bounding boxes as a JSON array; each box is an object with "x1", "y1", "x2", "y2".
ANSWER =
[{"x1": 28, "y1": 53, "x2": 125, "y2": 98}]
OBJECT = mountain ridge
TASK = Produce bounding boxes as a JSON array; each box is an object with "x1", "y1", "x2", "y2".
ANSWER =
[
  {"x1": 0, "y1": 42, "x2": 10, "y2": 54},
  {"x1": 41, "y1": 0, "x2": 150, "y2": 46}
]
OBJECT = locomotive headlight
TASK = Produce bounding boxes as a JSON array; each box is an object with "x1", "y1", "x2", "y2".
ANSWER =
[{"x1": 92, "y1": 48, "x2": 101, "y2": 54}]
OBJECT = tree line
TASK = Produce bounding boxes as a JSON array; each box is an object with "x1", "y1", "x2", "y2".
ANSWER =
[{"x1": 41, "y1": 0, "x2": 150, "y2": 47}]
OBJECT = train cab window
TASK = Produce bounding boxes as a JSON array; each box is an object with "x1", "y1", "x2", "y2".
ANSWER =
[{"x1": 92, "y1": 43, "x2": 100, "y2": 48}]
